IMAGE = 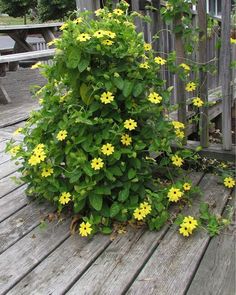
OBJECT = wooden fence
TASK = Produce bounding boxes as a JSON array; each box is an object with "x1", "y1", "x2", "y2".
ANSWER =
[{"x1": 75, "y1": 0, "x2": 235, "y2": 158}]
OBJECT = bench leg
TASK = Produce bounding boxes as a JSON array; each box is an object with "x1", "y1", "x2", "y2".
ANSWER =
[{"x1": 0, "y1": 83, "x2": 11, "y2": 104}]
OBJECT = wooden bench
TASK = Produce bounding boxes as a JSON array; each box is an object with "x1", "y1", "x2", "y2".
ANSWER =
[{"x1": 0, "y1": 49, "x2": 55, "y2": 104}]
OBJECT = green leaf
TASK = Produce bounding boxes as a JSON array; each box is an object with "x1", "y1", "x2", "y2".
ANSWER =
[
  {"x1": 78, "y1": 58, "x2": 90, "y2": 72},
  {"x1": 80, "y1": 83, "x2": 93, "y2": 105},
  {"x1": 118, "y1": 187, "x2": 129, "y2": 202},
  {"x1": 128, "y1": 168, "x2": 136, "y2": 180},
  {"x1": 89, "y1": 194, "x2": 103, "y2": 211},
  {"x1": 74, "y1": 199, "x2": 86, "y2": 213},
  {"x1": 94, "y1": 187, "x2": 111, "y2": 195},
  {"x1": 110, "y1": 202, "x2": 121, "y2": 217},
  {"x1": 83, "y1": 165, "x2": 93, "y2": 177},
  {"x1": 123, "y1": 80, "x2": 134, "y2": 98},
  {"x1": 101, "y1": 227, "x2": 113, "y2": 234},
  {"x1": 133, "y1": 83, "x2": 144, "y2": 97},
  {"x1": 113, "y1": 77, "x2": 124, "y2": 90},
  {"x1": 67, "y1": 47, "x2": 81, "y2": 69},
  {"x1": 109, "y1": 166, "x2": 123, "y2": 176}
]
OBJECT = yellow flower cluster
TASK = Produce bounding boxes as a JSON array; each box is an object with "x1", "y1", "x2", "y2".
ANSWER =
[
  {"x1": 79, "y1": 221, "x2": 92, "y2": 237},
  {"x1": 139, "y1": 62, "x2": 150, "y2": 69},
  {"x1": 59, "y1": 192, "x2": 71, "y2": 205},
  {"x1": 9, "y1": 145, "x2": 20, "y2": 156},
  {"x1": 172, "y1": 120, "x2": 185, "y2": 139},
  {"x1": 179, "y1": 216, "x2": 198, "y2": 237},
  {"x1": 133, "y1": 202, "x2": 152, "y2": 220},
  {"x1": 223, "y1": 177, "x2": 235, "y2": 188},
  {"x1": 180, "y1": 63, "x2": 190, "y2": 71},
  {"x1": 28, "y1": 144, "x2": 46, "y2": 166},
  {"x1": 77, "y1": 29, "x2": 116, "y2": 46}
]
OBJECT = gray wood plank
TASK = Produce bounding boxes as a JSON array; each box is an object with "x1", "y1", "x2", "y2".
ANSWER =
[
  {"x1": 0, "y1": 160, "x2": 19, "y2": 179},
  {"x1": 7, "y1": 234, "x2": 110, "y2": 295},
  {"x1": 0, "y1": 171, "x2": 22, "y2": 198},
  {"x1": 0, "y1": 185, "x2": 28, "y2": 222},
  {"x1": 0, "y1": 23, "x2": 63, "y2": 31},
  {"x1": 186, "y1": 193, "x2": 235, "y2": 295},
  {"x1": 66, "y1": 173, "x2": 204, "y2": 295},
  {"x1": 126, "y1": 174, "x2": 231, "y2": 295},
  {"x1": 0, "y1": 200, "x2": 54, "y2": 254},
  {"x1": 0, "y1": 139, "x2": 8, "y2": 153},
  {"x1": 0, "y1": 219, "x2": 70, "y2": 294},
  {"x1": 0, "y1": 151, "x2": 11, "y2": 164}
]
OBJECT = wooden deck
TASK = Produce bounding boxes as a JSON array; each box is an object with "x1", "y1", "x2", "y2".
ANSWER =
[{"x1": 0, "y1": 121, "x2": 235, "y2": 295}]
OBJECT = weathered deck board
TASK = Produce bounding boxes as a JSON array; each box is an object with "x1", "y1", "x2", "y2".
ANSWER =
[
  {"x1": 0, "y1": 219, "x2": 70, "y2": 294},
  {"x1": 0, "y1": 151, "x2": 11, "y2": 164},
  {"x1": 186, "y1": 193, "x2": 235, "y2": 295},
  {"x1": 0, "y1": 160, "x2": 19, "y2": 179},
  {"x1": 126, "y1": 174, "x2": 231, "y2": 295},
  {"x1": 0, "y1": 171, "x2": 22, "y2": 198},
  {"x1": 0, "y1": 185, "x2": 28, "y2": 222},
  {"x1": 0, "y1": 200, "x2": 54, "y2": 254}
]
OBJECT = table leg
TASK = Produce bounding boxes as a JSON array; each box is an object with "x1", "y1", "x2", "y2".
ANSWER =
[{"x1": 41, "y1": 28, "x2": 55, "y2": 44}]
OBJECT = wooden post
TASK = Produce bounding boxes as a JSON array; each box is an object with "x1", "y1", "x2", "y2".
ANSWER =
[
  {"x1": 75, "y1": 0, "x2": 100, "y2": 12},
  {"x1": 173, "y1": 18, "x2": 186, "y2": 143},
  {"x1": 220, "y1": 0, "x2": 232, "y2": 150},
  {"x1": 198, "y1": 0, "x2": 209, "y2": 148}
]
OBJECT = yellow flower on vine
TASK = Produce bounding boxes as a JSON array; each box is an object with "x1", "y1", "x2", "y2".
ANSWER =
[
  {"x1": 124, "y1": 119, "x2": 137, "y2": 131},
  {"x1": 140, "y1": 202, "x2": 152, "y2": 215},
  {"x1": 60, "y1": 23, "x2": 68, "y2": 31},
  {"x1": 133, "y1": 208, "x2": 146, "y2": 220},
  {"x1": 192, "y1": 97, "x2": 204, "y2": 107},
  {"x1": 182, "y1": 216, "x2": 198, "y2": 231},
  {"x1": 179, "y1": 223, "x2": 192, "y2": 237},
  {"x1": 104, "y1": 31, "x2": 116, "y2": 39},
  {"x1": 121, "y1": 134, "x2": 132, "y2": 146},
  {"x1": 185, "y1": 82, "x2": 196, "y2": 92},
  {"x1": 100, "y1": 91, "x2": 114, "y2": 104},
  {"x1": 79, "y1": 221, "x2": 92, "y2": 237},
  {"x1": 77, "y1": 33, "x2": 91, "y2": 42},
  {"x1": 223, "y1": 177, "x2": 235, "y2": 188},
  {"x1": 171, "y1": 155, "x2": 184, "y2": 167},
  {"x1": 175, "y1": 129, "x2": 185, "y2": 139},
  {"x1": 102, "y1": 39, "x2": 114, "y2": 46},
  {"x1": 113, "y1": 9, "x2": 124, "y2": 16},
  {"x1": 41, "y1": 167, "x2": 54, "y2": 177},
  {"x1": 94, "y1": 30, "x2": 106, "y2": 38},
  {"x1": 13, "y1": 127, "x2": 23, "y2": 135},
  {"x1": 144, "y1": 43, "x2": 152, "y2": 51},
  {"x1": 167, "y1": 187, "x2": 183, "y2": 202},
  {"x1": 230, "y1": 38, "x2": 236, "y2": 44},
  {"x1": 154, "y1": 56, "x2": 166, "y2": 65},
  {"x1": 139, "y1": 62, "x2": 150, "y2": 69},
  {"x1": 172, "y1": 121, "x2": 185, "y2": 129},
  {"x1": 73, "y1": 17, "x2": 83, "y2": 24},
  {"x1": 31, "y1": 62, "x2": 42, "y2": 69},
  {"x1": 95, "y1": 8, "x2": 104, "y2": 16},
  {"x1": 148, "y1": 92, "x2": 162, "y2": 104},
  {"x1": 9, "y1": 145, "x2": 20, "y2": 156},
  {"x1": 59, "y1": 192, "x2": 71, "y2": 205},
  {"x1": 183, "y1": 182, "x2": 191, "y2": 191},
  {"x1": 180, "y1": 63, "x2": 190, "y2": 71},
  {"x1": 101, "y1": 143, "x2": 115, "y2": 156},
  {"x1": 56, "y1": 130, "x2": 68, "y2": 141},
  {"x1": 91, "y1": 158, "x2": 104, "y2": 170},
  {"x1": 33, "y1": 144, "x2": 45, "y2": 153}
]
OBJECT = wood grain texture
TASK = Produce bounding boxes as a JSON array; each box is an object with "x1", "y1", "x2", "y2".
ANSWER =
[
  {"x1": 0, "y1": 160, "x2": 19, "y2": 179},
  {"x1": 187, "y1": 193, "x2": 235, "y2": 295},
  {"x1": 0, "y1": 171, "x2": 22, "y2": 198},
  {"x1": 0, "y1": 151, "x2": 11, "y2": 164},
  {"x1": 7, "y1": 234, "x2": 110, "y2": 295},
  {"x1": 0, "y1": 219, "x2": 70, "y2": 294},
  {"x1": 0, "y1": 200, "x2": 54, "y2": 254},
  {"x1": 0, "y1": 185, "x2": 28, "y2": 222},
  {"x1": 126, "y1": 174, "x2": 231, "y2": 295}
]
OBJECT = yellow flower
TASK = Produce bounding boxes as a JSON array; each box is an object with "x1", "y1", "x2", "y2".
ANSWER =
[
  {"x1": 133, "y1": 208, "x2": 146, "y2": 220},
  {"x1": 33, "y1": 144, "x2": 45, "y2": 153},
  {"x1": 47, "y1": 39, "x2": 56, "y2": 47},
  {"x1": 182, "y1": 216, "x2": 198, "y2": 231},
  {"x1": 223, "y1": 177, "x2": 235, "y2": 188},
  {"x1": 95, "y1": 8, "x2": 104, "y2": 16},
  {"x1": 139, "y1": 62, "x2": 150, "y2": 69},
  {"x1": 185, "y1": 82, "x2": 196, "y2": 92},
  {"x1": 41, "y1": 167, "x2": 54, "y2": 177},
  {"x1": 77, "y1": 33, "x2": 91, "y2": 42},
  {"x1": 172, "y1": 121, "x2": 185, "y2": 129},
  {"x1": 91, "y1": 158, "x2": 104, "y2": 170},
  {"x1": 60, "y1": 23, "x2": 68, "y2": 31},
  {"x1": 59, "y1": 192, "x2": 71, "y2": 205},
  {"x1": 154, "y1": 56, "x2": 166, "y2": 65},
  {"x1": 9, "y1": 145, "x2": 20, "y2": 156},
  {"x1": 121, "y1": 134, "x2": 132, "y2": 146},
  {"x1": 180, "y1": 63, "x2": 190, "y2": 71},
  {"x1": 124, "y1": 119, "x2": 137, "y2": 131},
  {"x1": 171, "y1": 155, "x2": 184, "y2": 167},
  {"x1": 148, "y1": 92, "x2": 162, "y2": 104},
  {"x1": 175, "y1": 129, "x2": 185, "y2": 139},
  {"x1": 28, "y1": 155, "x2": 41, "y2": 166},
  {"x1": 101, "y1": 143, "x2": 115, "y2": 156},
  {"x1": 100, "y1": 91, "x2": 114, "y2": 104},
  {"x1": 167, "y1": 187, "x2": 183, "y2": 202},
  {"x1": 39, "y1": 98, "x2": 44, "y2": 105},
  {"x1": 73, "y1": 17, "x2": 83, "y2": 24},
  {"x1": 124, "y1": 21, "x2": 135, "y2": 29},
  {"x1": 179, "y1": 223, "x2": 192, "y2": 237},
  {"x1": 56, "y1": 130, "x2": 67, "y2": 141},
  {"x1": 183, "y1": 182, "x2": 191, "y2": 191},
  {"x1": 104, "y1": 31, "x2": 116, "y2": 39},
  {"x1": 13, "y1": 127, "x2": 23, "y2": 135},
  {"x1": 94, "y1": 30, "x2": 105, "y2": 38},
  {"x1": 140, "y1": 202, "x2": 151, "y2": 215},
  {"x1": 230, "y1": 38, "x2": 236, "y2": 44},
  {"x1": 31, "y1": 62, "x2": 42, "y2": 69},
  {"x1": 79, "y1": 221, "x2": 92, "y2": 237},
  {"x1": 144, "y1": 43, "x2": 152, "y2": 51},
  {"x1": 113, "y1": 9, "x2": 124, "y2": 16},
  {"x1": 34, "y1": 150, "x2": 46, "y2": 162},
  {"x1": 192, "y1": 97, "x2": 204, "y2": 107},
  {"x1": 102, "y1": 39, "x2": 114, "y2": 46}
]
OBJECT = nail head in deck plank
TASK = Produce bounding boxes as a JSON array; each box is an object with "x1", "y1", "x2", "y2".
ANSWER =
[
  {"x1": 0, "y1": 219, "x2": 70, "y2": 294},
  {"x1": 126, "y1": 174, "x2": 231, "y2": 295}
]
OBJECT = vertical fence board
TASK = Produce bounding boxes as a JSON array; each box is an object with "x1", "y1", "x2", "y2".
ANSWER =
[
  {"x1": 220, "y1": 0, "x2": 232, "y2": 150},
  {"x1": 198, "y1": 0, "x2": 209, "y2": 148}
]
